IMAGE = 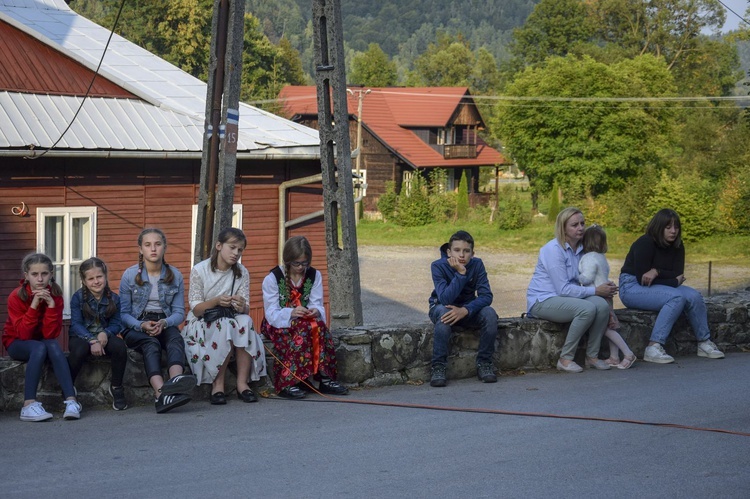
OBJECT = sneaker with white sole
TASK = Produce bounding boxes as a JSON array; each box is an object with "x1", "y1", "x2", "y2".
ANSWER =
[
  {"x1": 644, "y1": 344, "x2": 675, "y2": 364},
  {"x1": 63, "y1": 399, "x2": 82, "y2": 420},
  {"x1": 697, "y1": 340, "x2": 725, "y2": 359},
  {"x1": 20, "y1": 401, "x2": 53, "y2": 422}
]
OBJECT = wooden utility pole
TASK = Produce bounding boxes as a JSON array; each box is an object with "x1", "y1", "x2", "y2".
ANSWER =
[
  {"x1": 312, "y1": 0, "x2": 363, "y2": 328},
  {"x1": 195, "y1": 0, "x2": 245, "y2": 263}
]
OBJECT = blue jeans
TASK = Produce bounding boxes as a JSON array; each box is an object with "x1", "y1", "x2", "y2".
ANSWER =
[
  {"x1": 7, "y1": 339, "x2": 76, "y2": 400},
  {"x1": 619, "y1": 273, "x2": 710, "y2": 344},
  {"x1": 529, "y1": 295, "x2": 609, "y2": 360},
  {"x1": 429, "y1": 305, "x2": 498, "y2": 366}
]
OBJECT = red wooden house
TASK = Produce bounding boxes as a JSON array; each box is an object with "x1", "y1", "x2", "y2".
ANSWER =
[
  {"x1": 278, "y1": 86, "x2": 508, "y2": 212},
  {"x1": 0, "y1": 0, "x2": 327, "y2": 352}
]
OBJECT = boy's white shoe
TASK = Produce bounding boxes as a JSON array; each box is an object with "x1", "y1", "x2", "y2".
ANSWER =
[
  {"x1": 63, "y1": 399, "x2": 82, "y2": 420},
  {"x1": 697, "y1": 340, "x2": 725, "y2": 359},
  {"x1": 20, "y1": 401, "x2": 53, "y2": 422},
  {"x1": 643, "y1": 344, "x2": 674, "y2": 364}
]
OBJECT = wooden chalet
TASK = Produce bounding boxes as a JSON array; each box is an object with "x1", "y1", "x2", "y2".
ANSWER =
[
  {"x1": 278, "y1": 86, "x2": 508, "y2": 212},
  {"x1": 0, "y1": 0, "x2": 327, "y2": 353}
]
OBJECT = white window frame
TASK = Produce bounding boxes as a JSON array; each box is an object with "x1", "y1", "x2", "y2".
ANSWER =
[
  {"x1": 36, "y1": 207, "x2": 97, "y2": 319},
  {"x1": 190, "y1": 204, "x2": 243, "y2": 267}
]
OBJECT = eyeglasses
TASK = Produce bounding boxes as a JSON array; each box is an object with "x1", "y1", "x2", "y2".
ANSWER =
[{"x1": 289, "y1": 260, "x2": 309, "y2": 268}]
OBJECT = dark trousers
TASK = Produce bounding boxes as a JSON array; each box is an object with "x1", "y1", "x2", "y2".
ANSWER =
[
  {"x1": 429, "y1": 305, "x2": 498, "y2": 366},
  {"x1": 7, "y1": 339, "x2": 76, "y2": 400},
  {"x1": 124, "y1": 326, "x2": 185, "y2": 379},
  {"x1": 67, "y1": 335, "x2": 128, "y2": 387}
]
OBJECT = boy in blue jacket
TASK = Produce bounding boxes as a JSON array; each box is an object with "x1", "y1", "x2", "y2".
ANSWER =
[{"x1": 428, "y1": 230, "x2": 498, "y2": 387}]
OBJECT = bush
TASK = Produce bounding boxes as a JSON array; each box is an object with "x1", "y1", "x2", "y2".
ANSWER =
[
  {"x1": 428, "y1": 168, "x2": 456, "y2": 221},
  {"x1": 456, "y1": 170, "x2": 469, "y2": 220},
  {"x1": 497, "y1": 185, "x2": 531, "y2": 230},
  {"x1": 718, "y1": 169, "x2": 750, "y2": 234},
  {"x1": 377, "y1": 181, "x2": 398, "y2": 222},
  {"x1": 547, "y1": 182, "x2": 561, "y2": 223},
  {"x1": 647, "y1": 170, "x2": 717, "y2": 242},
  {"x1": 395, "y1": 175, "x2": 433, "y2": 226}
]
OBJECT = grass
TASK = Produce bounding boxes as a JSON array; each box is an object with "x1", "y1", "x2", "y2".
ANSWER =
[{"x1": 357, "y1": 218, "x2": 750, "y2": 264}]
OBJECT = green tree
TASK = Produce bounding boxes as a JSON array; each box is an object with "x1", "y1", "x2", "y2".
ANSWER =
[
  {"x1": 407, "y1": 33, "x2": 474, "y2": 87},
  {"x1": 647, "y1": 171, "x2": 717, "y2": 242},
  {"x1": 494, "y1": 54, "x2": 677, "y2": 207},
  {"x1": 350, "y1": 43, "x2": 398, "y2": 86},
  {"x1": 377, "y1": 181, "x2": 399, "y2": 222},
  {"x1": 395, "y1": 175, "x2": 433, "y2": 226},
  {"x1": 456, "y1": 170, "x2": 469, "y2": 220},
  {"x1": 547, "y1": 181, "x2": 561, "y2": 222}
]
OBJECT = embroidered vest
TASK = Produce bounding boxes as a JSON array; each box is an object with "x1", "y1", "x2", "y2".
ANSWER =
[{"x1": 270, "y1": 266, "x2": 316, "y2": 308}]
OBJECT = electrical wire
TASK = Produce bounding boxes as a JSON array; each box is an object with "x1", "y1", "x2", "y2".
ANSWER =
[
  {"x1": 718, "y1": 0, "x2": 750, "y2": 29},
  {"x1": 26, "y1": 0, "x2": 127, "y2": 160},
  {"x1": 263, "y1": 344, "x2": 750, "y2": 439}
]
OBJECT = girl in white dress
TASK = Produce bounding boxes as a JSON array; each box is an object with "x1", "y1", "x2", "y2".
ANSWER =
[
  {"x1": 578, "y1": 225, "x2": 636, "y2": 369},
  {"x1": 182, "y1": 228, "x2": 267, "y2": 404}
]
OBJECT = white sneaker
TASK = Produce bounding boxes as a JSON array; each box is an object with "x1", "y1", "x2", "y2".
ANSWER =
[
  {"x1": 63, "y1": 399, "x2": 82, "y2": 420},
  {"x1": 20, "y1": 401, "x2": 53, "y2": 422},
  {"x1": 644, "y1": 344, "x2": 675, "y2": 364},
  {"x1": 697, "y1": 340, "x2": 725, "y2": 359}
]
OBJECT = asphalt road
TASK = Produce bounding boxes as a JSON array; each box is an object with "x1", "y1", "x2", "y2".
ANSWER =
[{"x1": 1, "y1": 354, "x2": 748, "y2": 498}]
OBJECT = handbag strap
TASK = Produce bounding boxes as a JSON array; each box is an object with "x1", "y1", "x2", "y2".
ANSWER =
[{"x1": 230, "y1": 272, "x2": 236, "y2": 295}]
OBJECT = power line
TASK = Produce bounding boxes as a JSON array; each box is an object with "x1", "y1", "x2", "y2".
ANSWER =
[{"x1": 26, "y1": 0, "x2": 127, "y2": 160}]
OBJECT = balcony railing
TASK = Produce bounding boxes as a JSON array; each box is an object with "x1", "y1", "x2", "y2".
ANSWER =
[{"x1": 443, "y1": 144, "x2": 477, "y2": 159}]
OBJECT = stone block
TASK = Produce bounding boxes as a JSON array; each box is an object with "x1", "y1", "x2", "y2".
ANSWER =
[
  {"x1": 335, "y1": 343, "x2": 373, "y2": 384},
  {"x1": 362, "y1": 372, "x2": 404, "y2": 388},
  {"x1": 371, "y1": 329, "x2": 427, "y2": 373}
]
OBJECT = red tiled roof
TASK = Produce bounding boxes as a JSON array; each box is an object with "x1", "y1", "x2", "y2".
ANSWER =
[
  {"x1": 0, "y1": 20, "x2": 136, "y2": 98},
  {"x1": 279, "y1": 86, "x2": 508, "y2": 169}
]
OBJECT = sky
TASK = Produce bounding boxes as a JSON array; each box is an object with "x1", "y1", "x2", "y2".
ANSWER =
[{"x1": 721, "y1": 0, "x2": 749, "y2": 32}]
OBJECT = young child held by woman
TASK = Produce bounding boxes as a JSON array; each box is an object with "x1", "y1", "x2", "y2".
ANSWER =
[
  {"x1": 3, "y1": 253, "x2": 82, "y2": 421},
  {"x1": 578, "y1": 225, "x2": 636, "y2": 369},
  {"x1": 68, "y1": 257, "x2": 129, "y2": 410}
]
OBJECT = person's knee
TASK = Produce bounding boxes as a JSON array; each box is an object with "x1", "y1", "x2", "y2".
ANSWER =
[
  {"x1": 478, "y1": 306, "x2": 498, "y2": 322},
  {"x1": 27, "y1": 342, "x2": 47, "y2": 363},
  {"x1": 107, "y1": 338, "x2": 127, "y2": 357},
  {"x1": 574, "y1": 301, "x2": 596, "y2": 319}
]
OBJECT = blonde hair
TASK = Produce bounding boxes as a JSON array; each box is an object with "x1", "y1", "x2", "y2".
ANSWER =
[{"x1": 554, "y1": 207, "x2": 583, "y2": 247}]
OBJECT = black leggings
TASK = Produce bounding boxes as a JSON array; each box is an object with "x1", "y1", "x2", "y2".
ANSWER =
[
  {"x1": 67, "y1": 336, "x2": 128, "y2": 387},
  {"x1": 124, "y1": 326, "x2": 186, "y2": 379}
]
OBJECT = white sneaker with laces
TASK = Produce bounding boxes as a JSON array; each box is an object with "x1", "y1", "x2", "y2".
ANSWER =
[
  {"x1": 63, "y1": 399, "x2": 82, "y2": 420},
  {"x1": 644, "y1": 344, "x2": 675, "y2": 364},
  {"x1": 697, "y1": 340, "x2": 725, "y2": 359},
  {"x1": 20, "y1": 401, "x2": 53, "y2": 422}
]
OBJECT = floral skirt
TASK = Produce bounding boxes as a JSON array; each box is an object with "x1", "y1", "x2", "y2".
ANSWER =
[
  {"x1": 183, "y1": 314, "x2": 267, "y2": 385},
  {"x1": 261, "y1": 318, "x2": 338, "y2": 392}
]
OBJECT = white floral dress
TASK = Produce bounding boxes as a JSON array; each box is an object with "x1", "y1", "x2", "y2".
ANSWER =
[{"x1": 182, "y1": 259, "x2": 267, "y2": 384}]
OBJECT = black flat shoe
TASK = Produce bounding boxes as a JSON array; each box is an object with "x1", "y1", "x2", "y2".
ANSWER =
[
  {"x1": 277, "y1": 386, "x2": 306, "y2": 399},
  {"x1": 237, "y1": 388, "x2": 258, "y2": 403},
  {"x1": 319, "y1": 379, "x2": 349, "y2": 395},
  {"x1": 210, "y1": 391, "x2": 227, "y2": 405}
]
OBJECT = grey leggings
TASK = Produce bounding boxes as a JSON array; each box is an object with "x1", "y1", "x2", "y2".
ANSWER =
[{"x1": 530, "y1": 295, "x2": 609, "y2": 360}]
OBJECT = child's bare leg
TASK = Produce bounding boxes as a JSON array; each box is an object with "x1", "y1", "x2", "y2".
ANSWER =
[
  {"x1": 212, "y1": 355, "x2": 232, "y2": 394},
  {"x1": 235, "y1": 347, "x2": 251, "y2": 393}
]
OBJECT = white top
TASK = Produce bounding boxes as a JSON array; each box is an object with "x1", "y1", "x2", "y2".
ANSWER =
[
  {"x1": 187, "y1": 259, "x2": 250, "y2": 319},
  {"x1": 262, "y1": 267, "x2": 326, "y2": 328},
  {"x1": 578, "y1": 252, "x2": 610, "y2": 287}
]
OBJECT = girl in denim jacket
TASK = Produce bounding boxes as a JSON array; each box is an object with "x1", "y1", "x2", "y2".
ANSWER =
[
  {"x1": 68, "y1": 257, "x2": 129, "y2": 410},
  {"x1": 119, "y1": 228, "x2": 195, "y2": 413}
]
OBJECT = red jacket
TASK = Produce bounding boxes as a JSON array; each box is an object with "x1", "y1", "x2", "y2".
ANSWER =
[{"x1": 3, "y1": 282, "x2": 64, "y2": 349}]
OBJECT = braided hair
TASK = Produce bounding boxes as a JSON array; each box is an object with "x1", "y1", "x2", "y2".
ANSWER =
[
  {"x1": 134, "y1": 228, "x2": 174, "y2": 285},
  {"x1": 210, "y1": 227, "x2": 246, "y2": 278},
  {"x1": 79, "y1": 257, "x2": 117, "y2": 320},
  {"x1": 282, "y1": 236, "x2": 312, "y2": 301},
  {"x1": 17, "y1": 253, "x2": 62, "y2": 301}
]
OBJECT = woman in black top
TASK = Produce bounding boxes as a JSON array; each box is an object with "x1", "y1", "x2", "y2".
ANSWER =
[{"x1": 619, "y1": 209, "x2": 724, "y2": 364}]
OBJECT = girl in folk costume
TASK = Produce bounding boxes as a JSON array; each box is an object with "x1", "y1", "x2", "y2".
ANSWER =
[
  {"x1": 68, "y1": 257, "x2": 129, "y2": 410},
  {"x1": 3, "y1": 253, "x2": 82, "y2": 421},
  {"x1": 119, "y1": 228, "x2": 196, "y2": 414},
  {"x1": 182, "y1": 228, "x2": 266, "y2": 405},
  {"x1": 578, "y1": 225, "x2": 636, "y2": 370},
  {"x1": 261, "y1": 236, "x2": 348, "y2": 399}
]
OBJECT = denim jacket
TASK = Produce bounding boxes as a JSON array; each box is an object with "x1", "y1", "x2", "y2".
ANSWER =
[
  {"x1": 119, "y1": 263, "x2": 185, "y2": 330},
  {"x1": 69, "y1": 287, "x2": 123, "y2": 340}
]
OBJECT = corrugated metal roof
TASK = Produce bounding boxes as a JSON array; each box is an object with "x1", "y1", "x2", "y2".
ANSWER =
[
  {"x1": 280, "y1": 86, "x2": 507, "y2": 169},
  {"x1": 0, "y1": 0, "x2": 321, "y2": 156}
]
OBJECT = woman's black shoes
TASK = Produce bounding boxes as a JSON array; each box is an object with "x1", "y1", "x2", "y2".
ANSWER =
[
  {"x1": 278, "y1": 386, "x2": 306, "y2": 399},
  {"x1": 319, "y1": 379, "x2": 349, "y2": 395},
  {"x1": 237, "y1": 388, "x2": 258, "y2": 403},
  {"x1": 210, "y1": 391, "x2": 227, "y2": 405}
]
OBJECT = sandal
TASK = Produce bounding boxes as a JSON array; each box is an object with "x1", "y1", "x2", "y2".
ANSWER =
[
  {"x1": 617, "y1": 353, "x2": 637, "y2": 370},
  {"x1": 605, "y1": 356, "x2": 620, "y2": 367}
]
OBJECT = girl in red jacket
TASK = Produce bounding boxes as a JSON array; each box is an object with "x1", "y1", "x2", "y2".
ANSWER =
[{"x1": 3, "y1": 253, "x2": 82, "y2": 421}]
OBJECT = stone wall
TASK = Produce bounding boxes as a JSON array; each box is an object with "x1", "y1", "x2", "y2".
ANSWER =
[
  {"x1": 334, "y1": 292, "x2": 750, "y2": 387},
  {"x1": 1, "y1": 292, "x2": 748, "y2": 410}
]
